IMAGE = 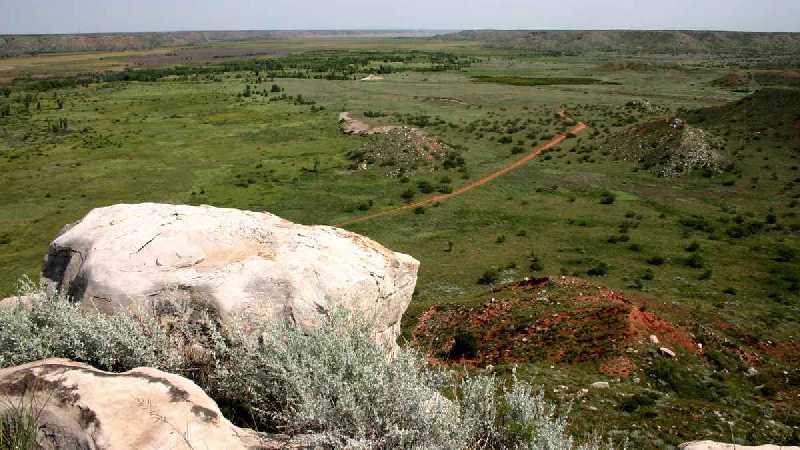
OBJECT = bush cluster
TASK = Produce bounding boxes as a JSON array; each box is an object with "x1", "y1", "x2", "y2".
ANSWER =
[{"x1": 0, "y1": 281, "x2": 612, "y2": 449}]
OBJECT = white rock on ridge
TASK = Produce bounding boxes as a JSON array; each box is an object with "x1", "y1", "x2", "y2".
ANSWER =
[
  {"x1": 659, "y1": 347, "x2": 677, "y2": 358},
  {"x1": 41, "y1": 203, "x2": 419, "y2": 353},
  {"x1": 680, "y1": 441, "x2": 799, "y2": 450},
  {"x1": 0, "y1": 359, "x2": 273, "y2": 450}
]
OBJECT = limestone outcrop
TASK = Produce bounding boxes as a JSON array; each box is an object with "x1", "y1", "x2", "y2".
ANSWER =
[
  {"x1": 0, "y1": 359, "x2": 271, "y2": 449},
  {"x1": 41, "y1": 203, "x2": 419, "y2": 353}
]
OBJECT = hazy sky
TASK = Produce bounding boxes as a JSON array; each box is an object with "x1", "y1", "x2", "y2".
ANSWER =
[{"x1": 2, "y1": 0, "x2": 799, "y2": 34}]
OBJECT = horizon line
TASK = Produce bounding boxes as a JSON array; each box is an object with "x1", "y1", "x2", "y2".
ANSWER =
[{"x1": 3, "y1": 28, "x2": 800, "y2": 37}]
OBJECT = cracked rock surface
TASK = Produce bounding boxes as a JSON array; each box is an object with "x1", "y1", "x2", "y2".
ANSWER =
[
  {"x1": 0, "y1": 358, "x2": 274, "y2": 450},
  {"x1": 41, "y1": 203, "x2": 419, "y2": 353}
]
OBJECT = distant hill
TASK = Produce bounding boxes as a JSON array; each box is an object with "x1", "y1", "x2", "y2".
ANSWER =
[
  {"x1": 0, "y1": 30, "x2": 443, "y2": 57},
  {"x1": 607, "y1": 88, "x2": 800, "y2": 177},
  {"x1": 436, "y1": 30, "x2": 800, "y2": 55},
  {"x1": 684, "y1": 87, "x2": 800, "y2": 131}
]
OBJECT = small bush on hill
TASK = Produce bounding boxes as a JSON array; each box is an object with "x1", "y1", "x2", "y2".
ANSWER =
[
  {"x1": 478, "y1": 268, "x2": 500, "y2": 285},
  {"x1": 599, "y1": 191, "x2": 616, "y2": 205},
  {"x1": 449, "y1": 330, "x2": 479, "y2": 359},
  {"x1": 587, "y1": 262, "x2": 610, "y2": 276},
  {"x1": 683, "y1": 253, "x2": 705, "y2": 269}
]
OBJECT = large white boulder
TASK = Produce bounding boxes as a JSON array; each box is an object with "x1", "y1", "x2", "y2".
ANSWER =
[
  {"x1": 680, "y1": 441, "x2": 800, "y2": 450},
  {"x1": 41, "y1": 203, "x2": 419, "y2": 352},
  {"x1": 0, "y1": 359, "x2": 273, "y2": 449}
]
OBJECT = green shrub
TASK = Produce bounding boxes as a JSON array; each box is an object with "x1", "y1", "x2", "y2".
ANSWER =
[
  {"x1": 417, "y1": 180, "x2": 435, "y2": 194},
  {"x1": 683, "y1": 253, "x2": 705, "y2": 269},
  {"x1": 0, "y1": 286, "x2": 176, "y2": 372},
  {"x1": 438, "y1": 183, "x2": 454, "y2": 194},
  {"x1": 619, "y1": 391, "x2": 659, "y2": 413},
  {"x1": 774, "y1": 245, "x2": 797, "y2": 262},
  {"x1": 0, "y1": 400, "x2": 40, "y2": 450},
  {"x1": 679, "y1": 216, "x2": 714, "y2": 233},
  {"x1": 478, "y1": 268, "x2": 500, "y2": 285},
  {"x1": 529, "y1": 254, "x2": 544, "y2": 272},
  {"x1": 449, "y1": 330, "x2": 479, "y2": 359},
  {"x1": 587, "y1": 262, "x2": 610, "y2": 276},
  {"x1": 599, "y1": 191, "x2": 616, "y2": 205},
  {"x1": 0, "y1": 283, "x2": 611, "y2": 449}
]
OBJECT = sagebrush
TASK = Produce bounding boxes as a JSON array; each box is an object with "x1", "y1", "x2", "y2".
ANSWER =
[{"x1": 0, "y1": 281, "x2": 614, "y2": 449}]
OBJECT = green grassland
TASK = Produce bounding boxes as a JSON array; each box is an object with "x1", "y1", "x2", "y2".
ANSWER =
[{"x1": 1, "y1": 38, "x2": 799, "y2": 448}]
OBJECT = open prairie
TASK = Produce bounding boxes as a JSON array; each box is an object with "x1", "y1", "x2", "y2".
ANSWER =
[{"x1": 1, "y1": 34, "x2": 799, "y2": 448}]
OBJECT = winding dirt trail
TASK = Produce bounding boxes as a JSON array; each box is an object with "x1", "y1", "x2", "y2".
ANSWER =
[{"x1": 336, "y1": 121, "x2": 589, "y2": 227}]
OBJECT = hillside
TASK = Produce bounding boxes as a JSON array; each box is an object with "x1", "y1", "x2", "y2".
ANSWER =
[
  {"x1": 437, "y1": 30, "x2": 800, "y2": 55},
  {"x1": 684, "y1": 87, "x2": 800, "y2": 129},
  {"x1": 0, "y1": 30, "x2": 441, "y2": 57}
]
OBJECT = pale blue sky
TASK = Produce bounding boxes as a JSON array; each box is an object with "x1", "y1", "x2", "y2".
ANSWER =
[{"x1": 2, "y1": 0, "x2": 799, "y2": 34}]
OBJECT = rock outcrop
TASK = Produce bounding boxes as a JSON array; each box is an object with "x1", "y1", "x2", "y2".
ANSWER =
[
  {"x1": 41, "y1": 203, "x2": 419, "y2": 353},
  {"x1": 680, "y1": 441, "x2": 800, "y2": 450},
  {"x1": 0, "y1": 358, "x2": 271, "y2": 449}
]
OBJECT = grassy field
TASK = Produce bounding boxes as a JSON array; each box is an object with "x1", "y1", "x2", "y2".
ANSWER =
[{"x1": 1, "y1": 37, "x2": 798, "y2": 448}]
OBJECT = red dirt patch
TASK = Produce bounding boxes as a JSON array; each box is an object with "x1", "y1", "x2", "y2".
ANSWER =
[
  {"x1": 759, "y1": 340, "x2": 800, "y2": 365},
  {"x1": 600, "y1": 356, "x2": 638, "y2": 379},
  {"x1": 413, "y1": 276, "x2": 699, "y2": 370}
]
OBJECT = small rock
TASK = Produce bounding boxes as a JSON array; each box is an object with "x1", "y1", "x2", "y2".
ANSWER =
[
  {"x1": 591, "y1": 381, "x2": 610, "y2": 389},
  {"x1": 746, "y1": 367, "x2": 759, "y2": 377},
  {"x1": 649, "y1": 334, "x2": 660, "y2": 345},
  {"x1": 659, "y1": 347, "x2": 677, "y2": 358}
]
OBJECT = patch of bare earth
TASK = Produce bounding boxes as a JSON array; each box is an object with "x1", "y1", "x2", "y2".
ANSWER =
[{"x1": 413, "y1": 277, "x2": 700, "y2": 373}]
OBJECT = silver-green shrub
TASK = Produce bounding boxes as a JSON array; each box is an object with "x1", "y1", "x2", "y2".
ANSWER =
[
  {"x1": 0, "y1": 280, "x2": 178, "y2": 371},
  {"x1": 214, "y1": 311, "x2": 467, "y2": 448},
  {"x1": 0, "y1": 281, "x2": 614, "y2": 449}
]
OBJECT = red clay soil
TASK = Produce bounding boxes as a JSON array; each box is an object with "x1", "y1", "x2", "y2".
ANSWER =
[
  {"x1": 559, "y1": 277, "x2": 699, "y2": 354},
  {"x1": 600, "y1": 356, "x2": 638, "y2": 379},
  {"x1": 336, "y1": 122, "x2": 589, "y2": 227},
  {"x1": 758, "y1": 340, "x2": 800, "y2": 365},
  {"x1": 413, "y1": 276, "x2": 700, "y2": 370}
]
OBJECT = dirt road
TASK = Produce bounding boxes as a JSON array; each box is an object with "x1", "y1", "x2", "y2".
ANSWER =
[{"x1": 336, "y1": 121, "x2": 589, "y2": 227}]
